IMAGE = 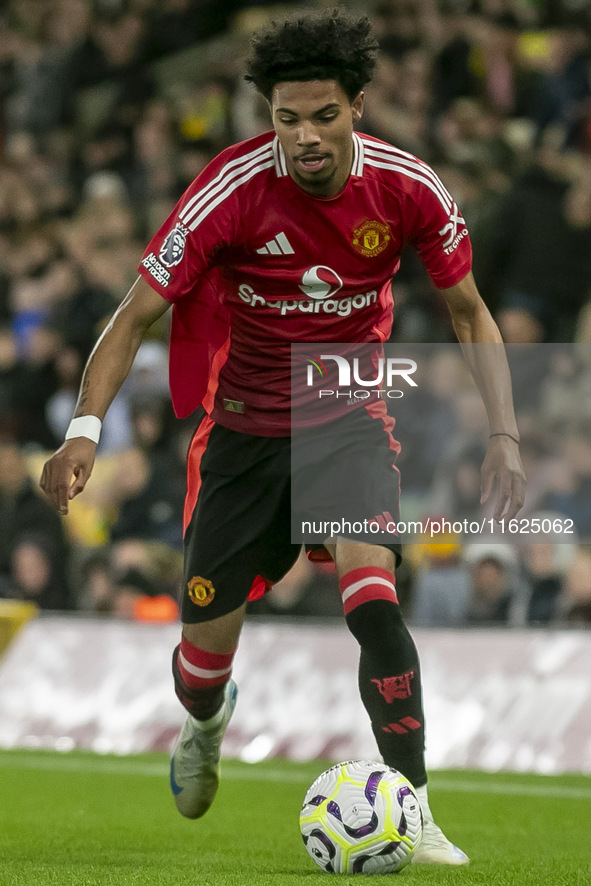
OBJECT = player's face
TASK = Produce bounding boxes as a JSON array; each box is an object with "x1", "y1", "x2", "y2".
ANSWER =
[{"x1": 271, "y1": 79, "x2": 364, "y2": 198}]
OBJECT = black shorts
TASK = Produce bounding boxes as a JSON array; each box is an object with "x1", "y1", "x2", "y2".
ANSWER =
[{"x1": 182, "y1": 409, "x2": 401, "y2": 623}]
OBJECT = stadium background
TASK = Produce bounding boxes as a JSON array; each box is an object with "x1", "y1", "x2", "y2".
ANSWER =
[
  {"x1": 0, "y1": 0, "x2": 590, "y2": 755},
  {"x1": 0, "y1": 7, "x2": 590, "y2": 884},
  {"x1": 1, "y1": 0, "x2": 590, "y2": 627}
]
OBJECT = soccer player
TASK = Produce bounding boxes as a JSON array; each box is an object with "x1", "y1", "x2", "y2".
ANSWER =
[{"x1": 41, "y1": 11, "x2": 525, "y2": 865}]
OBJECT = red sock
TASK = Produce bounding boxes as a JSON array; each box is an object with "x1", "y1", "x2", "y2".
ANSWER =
[
  {"x1": 177, "y1": 636, "x2": 235, "y2": 689},
  {"x1": 173, "y1": 637, "x2": 236, "y2": 720},
  {"x1": 339, "y1": 567, "x2": 398, "y2": 615}
]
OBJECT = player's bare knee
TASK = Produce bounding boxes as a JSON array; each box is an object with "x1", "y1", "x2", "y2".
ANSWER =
[{"x1": 182, "y1": 601, "x2": 247, "y2": 654}]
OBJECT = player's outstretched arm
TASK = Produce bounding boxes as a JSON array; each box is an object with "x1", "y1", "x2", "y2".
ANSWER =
[
  {"x1": 40, "y1": 276, "x2": 170, "y2": 515},
  {"x1": 438, "y1": 271, "x2": 526, "y2": 521}
]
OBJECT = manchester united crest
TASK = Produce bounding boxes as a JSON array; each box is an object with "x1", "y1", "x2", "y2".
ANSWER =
[
  {"x1": 188, "y1": 576, "x2": 215, "y2": 606},
  {"x1": 352, "y1": 220, "x2": 391, "y2": 257}
]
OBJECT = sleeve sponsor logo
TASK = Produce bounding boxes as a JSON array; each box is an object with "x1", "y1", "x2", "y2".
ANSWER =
[
  {"x1": 141, "y1": 253, "x2": 171, "y2": 287},
  {"x1": 159, "y1": 222, "x2": 188, "y2": 268},
  {"x1": 438, "y1": 202, "x2": 468, "y2": 254}
]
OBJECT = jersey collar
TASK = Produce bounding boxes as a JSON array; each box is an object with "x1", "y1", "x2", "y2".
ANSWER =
[{"x1": 351, "y1": 132, "x2": 365, "y2": 176}]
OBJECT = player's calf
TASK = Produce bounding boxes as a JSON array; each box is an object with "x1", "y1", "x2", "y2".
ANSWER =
[{"x1": 339, "y1": 567, "x2": 427, "y2": 789}]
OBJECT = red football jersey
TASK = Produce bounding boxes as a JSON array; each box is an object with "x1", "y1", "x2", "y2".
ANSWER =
[{"x1": 139, "y1": 131, "x2": 472, "y2": 434}]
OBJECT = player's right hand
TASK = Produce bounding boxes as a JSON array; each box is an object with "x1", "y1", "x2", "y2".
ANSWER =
[{"x1": 40, "y1": 438, "x2": 97, "y2": 516}]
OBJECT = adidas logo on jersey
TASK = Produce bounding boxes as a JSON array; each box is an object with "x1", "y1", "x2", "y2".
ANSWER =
[{"x1": 256, "y1": 232, "x2": 295, "y2": 255}]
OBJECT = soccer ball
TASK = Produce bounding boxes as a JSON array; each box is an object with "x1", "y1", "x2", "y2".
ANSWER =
[{"x1": 299, "y1": 760, "x2": 423, "y2": 875}]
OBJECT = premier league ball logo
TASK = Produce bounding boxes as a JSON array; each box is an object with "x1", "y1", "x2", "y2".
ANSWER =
[{"x1": 159, "y1": 223, "x2": 187, "y2": 268}]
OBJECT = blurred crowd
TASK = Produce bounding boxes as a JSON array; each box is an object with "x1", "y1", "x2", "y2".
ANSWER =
[{"x1": 0, "y1": 0, "x2": 590, "y2": 626}]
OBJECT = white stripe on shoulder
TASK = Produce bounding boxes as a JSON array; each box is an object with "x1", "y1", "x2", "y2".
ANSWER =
[
  {"x1": 180, "y1": 140, "x2": 274, "y2": 225},
  {"x1": 182, "y1": 146, "x2": 273, "y2": 227},
  {"x1": 361, "y1": 135, "x2": 433, "y2": 168},
  {"x1": 364, "y1": 147, "x2": 453, "y2": 209},
  {"x1": 368, "y1": 139, "x2": 445, "y2": 176},
  {"x1": 363, "y1": 144, "x2": 452, "y2": 205},
  {"x1": 362, "y1": 140, "x2": 453, "y2": 209},
  {"x1": 364, "y1": 155, "x2": 452, "y2": 212},
  {"x1": 187, "y1": 158, "x2": 275, "y2": 231}
]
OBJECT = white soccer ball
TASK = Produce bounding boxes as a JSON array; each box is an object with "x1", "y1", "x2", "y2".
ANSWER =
[{"x1": 299, "y1": 760, "x2": 423, "y2": 875}]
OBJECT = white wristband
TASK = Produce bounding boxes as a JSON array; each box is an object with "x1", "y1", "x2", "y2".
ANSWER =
[{"x1": 65, "y1": 415, "x2": 102, "y2": 445}]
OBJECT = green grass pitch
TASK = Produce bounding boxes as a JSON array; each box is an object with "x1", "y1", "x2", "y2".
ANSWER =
[{"x1": 0, "y1": 751, "x2": 589, "y2": 886}]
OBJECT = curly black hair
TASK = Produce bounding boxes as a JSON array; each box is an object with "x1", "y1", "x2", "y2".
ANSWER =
[{"x1": 244, "y1": 10, "x2": 379, "y2": 102}]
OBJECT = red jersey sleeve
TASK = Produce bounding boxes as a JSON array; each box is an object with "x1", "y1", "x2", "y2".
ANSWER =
[
  {"x1": 404, "y1": 167, "x2": 472, "y2": 289},
  {"x1": 138, "y1": 149, "x2": 241, "y2": 304}
]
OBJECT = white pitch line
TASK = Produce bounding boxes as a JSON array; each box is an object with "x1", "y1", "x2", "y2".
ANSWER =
[
  {"x1": 430, "y1": 778, "x2": 591, "y2": 801},
  {"x1": 0, "y1": 755, "x2": 589, "y2": 800},
  {"x1": 0, "y1": 755, "x2": 170, "y2": 778}
]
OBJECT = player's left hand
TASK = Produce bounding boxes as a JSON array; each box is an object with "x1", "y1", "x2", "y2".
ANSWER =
[{"x1": 480, "y1": 436, "x2": 526, "y2": 521}]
